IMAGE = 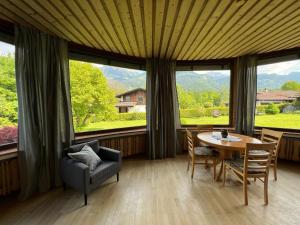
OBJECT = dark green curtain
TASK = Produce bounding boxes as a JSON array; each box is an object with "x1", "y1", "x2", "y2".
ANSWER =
[
  {"x1": 235, "y1": 55, "x2": 257, "y2": 135},
  {"x1": 15, "y1": 25, "x2": 74, "y2": 200},
  {"x1": 146, "y1": 58, "x2": 180, "y2": 159}
]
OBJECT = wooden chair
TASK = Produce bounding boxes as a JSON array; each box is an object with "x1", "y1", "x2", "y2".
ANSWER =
[
  {"x1": 223, "y1": 142, "x2": 275, "y2": 205},
  {"x1": 186, "y1": 129, "x2": 218, "y2": 179},
  {"x1": 261, "y1": 128, "x2": 283, "y2": 181},
  {"x1": 197, "y1": 125, "x2": 214, "y2": 147}
]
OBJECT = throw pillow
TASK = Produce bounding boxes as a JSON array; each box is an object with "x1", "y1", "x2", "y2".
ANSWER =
[{"x1": 68, "y1": 145, "x2": 101, "y2": 173}]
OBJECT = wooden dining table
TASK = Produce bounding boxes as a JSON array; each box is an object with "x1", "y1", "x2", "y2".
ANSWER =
[{"x1": 197, "y1": 132, "x2": 261, "y2": 181}]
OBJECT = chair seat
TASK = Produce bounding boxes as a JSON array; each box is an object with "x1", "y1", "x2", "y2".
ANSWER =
[
  {"x1": 194, "y1": 147, "x2": 218, "y2": 157},
  {"x1": 90, "y1": 161, "x2": 119, "y2": 184},
  {"x1": 224, "y1": 158, "x2": 266, "y2": 174}
]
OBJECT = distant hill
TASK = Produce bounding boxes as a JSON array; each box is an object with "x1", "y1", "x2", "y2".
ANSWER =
[
  {"x1": 99, "y1": 65, "x2": 300, "y2": 92},
  {"x1": 100, "y1": 66, "x2": 146, "y2": 91}
]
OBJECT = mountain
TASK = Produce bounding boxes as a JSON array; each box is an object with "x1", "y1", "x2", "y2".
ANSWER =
[
  {"x1": 257, "y1": 72, "x2": 300, "y2": 90},
  {"x1": 100, "y1": 65, "x2": 146, "y2": 91},
  {"x1": 99, "y1": 65, "x2": 300, "y2": 92}
]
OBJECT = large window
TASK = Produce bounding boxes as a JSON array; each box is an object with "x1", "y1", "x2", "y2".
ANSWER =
[
  {"x1": 69, "y1": 60, "x2": 146, "y2": 132},
  {"x1": 176, "y1": 69, "x2": 231, "y2": 125},
  {"x1": 0, "y1": 41, "x2": 17, "y2": 146},
  {"x1": 256, "y1": 59, "x2": 300, "y2": 129}
]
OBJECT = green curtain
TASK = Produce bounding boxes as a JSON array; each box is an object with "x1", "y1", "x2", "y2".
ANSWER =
[
  {"x1": 15, "y1": 25, "x2": 74, "y2": 200},
  {"x1": 235, "y1": 55, "x2": 257, "y2": 135},
  {"x1": 146, "y1": 58, "x2": 180, "y2": 159}
]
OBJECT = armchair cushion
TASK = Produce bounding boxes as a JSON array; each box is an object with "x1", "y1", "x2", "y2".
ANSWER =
[
  {"x1": 68, "y1": 145, "x2": 101, "y2": 173},
  {"x1": 68, "y1": 140, "x2": 100, "y2": 155}
]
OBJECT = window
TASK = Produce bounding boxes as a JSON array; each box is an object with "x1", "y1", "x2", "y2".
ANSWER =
[
  {"x1": 69, "y1": 60, "x2": 146, "y2": 132},
  {"x1": 125, "y1": 96, "x2": 131, "y2": 102},
  {"x1": 176, "y1": 70, "x2": 231, "y2": 125},
  {"x1": 138, "y1": 96, "x2": 143, "y2": 103},
  {"x1": 256, "y1": 59, "x2": 300, "y2": 129},
  {"x1": 0, "y1": 41, "x2": 17, "y2": 146}
]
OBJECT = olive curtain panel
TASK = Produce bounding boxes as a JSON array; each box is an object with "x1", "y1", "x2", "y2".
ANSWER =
[
  {"x1": 15, "y1": 25, "x2": 74, "y2": 200},
  {"x1": 235, "y1": 55, "x2": 258, "y2": 136},
  {"x1": 146, "y1": 59, "x2": 180, "y2": 159}
]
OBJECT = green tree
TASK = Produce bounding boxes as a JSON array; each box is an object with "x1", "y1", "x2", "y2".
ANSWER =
[
  {"x1": 265, "y1": 103, "x2": 280, "y2": 115},
  {"x1": 0, "y1": 54, "x2": 17, "y2": 127},
  {"x1": 70, "y1": 61, "x2": 117, "y2": 128},
  {"x1": 281, "y1": 81, "x2": 300, "y2": 91},
  {"x1": 177, "y1": 86, "x2": 197, "y2": 109}
]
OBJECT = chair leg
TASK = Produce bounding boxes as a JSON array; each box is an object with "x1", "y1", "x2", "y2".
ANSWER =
[
  {"x1": 223, "y1": 164, "x2": 226, "y2": 186},
  {"x1": 273, "y1": 162, "x2": 277, "y2": 181},
  {"x1": 117, "y1": 173, "x2": 119, "y2": 182},
  {"x1": 187, "y1": 158, "x2": 190, "y2": 171},
  {"x1": 254, "y1": 178, "x2": 256, "y2": 182},
  {"x1": 191, "y1": 162, "x2": 195, "y2": 179},
  {"x1": 264, "y1": 176, "x2": 269, "y2": 205},
  {"x1": 84, "y1": 194, "x2": 87, "y2": 206},
  {"x1": 63, "y1": 182, "x2": 66, "y2": 191},
  {"x1": 213, "y1": 160, "x2": 216, "y2": 180},
  {"x1": 243, "y1": 177, "x2": 248, "y2": 205}
]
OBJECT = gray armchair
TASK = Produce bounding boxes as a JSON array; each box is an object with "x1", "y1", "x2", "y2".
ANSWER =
[{"x1": 60, "y1": 140, "x2": 122, "y2": 205}]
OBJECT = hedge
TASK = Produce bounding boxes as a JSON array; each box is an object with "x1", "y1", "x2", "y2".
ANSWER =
[
  {"x1": 180, "y1": 107, "x2": 229, "y2": 118},
  {"x1": 117, "y1": 112, "x2": 146, "y2": 121}
]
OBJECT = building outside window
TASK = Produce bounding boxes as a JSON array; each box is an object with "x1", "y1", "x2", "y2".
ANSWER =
[{"x1": 256, "y1": 59, "x2": 300, "y2": 129}]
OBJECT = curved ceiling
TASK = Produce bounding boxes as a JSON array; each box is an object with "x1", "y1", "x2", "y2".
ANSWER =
[{"x1": 1, "y1": 0, "x2": 300, "y2": 60}]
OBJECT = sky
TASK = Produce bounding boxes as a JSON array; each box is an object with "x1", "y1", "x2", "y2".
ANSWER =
[
  {"x1": 1, "y1": 41, "x2": 300, "y2": 75},
  {"x1": 257, "y1": 60, "x2": 300, "y2": 75},
  {"x1": 0, "y1": 41, "x2": 14, "y2": 55}
]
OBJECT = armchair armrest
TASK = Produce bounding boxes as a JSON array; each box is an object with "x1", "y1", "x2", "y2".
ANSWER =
[
  {"x1": 60, "y1": 157, "x2": 89, "y2": 194},
  {"x1": 99, "y1": 146, "x2": 122, "y2": 162}
]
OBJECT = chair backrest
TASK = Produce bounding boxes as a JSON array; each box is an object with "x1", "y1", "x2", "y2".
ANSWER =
[
  {"x1": 244, "y1": 143, "x2": 275, "y2": 176},
  {"x1": 261, "y1": 128, "x2": 283, "y2": 158},
  {"x1": 197, "y1": 125, "x2": 213, "y2": 133},
  {"x1": 186, "y1": 129, "x2": 194, "y2": 158}
]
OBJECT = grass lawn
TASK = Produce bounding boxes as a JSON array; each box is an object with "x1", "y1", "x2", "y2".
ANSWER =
[
  {"x1": 76, "y1": 114, "x2": 300, "y2": 132},
  {"x1": 255, "y1": 114, "x2": 300, "y2": 129},
  {"x1": 77, "y1": 120, "x2": 146, "y2": 132}
]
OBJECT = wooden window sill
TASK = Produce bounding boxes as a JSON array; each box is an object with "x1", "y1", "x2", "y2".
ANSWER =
[{"x1": 0, "y1": 148, "x2": 18, "y2": 160}]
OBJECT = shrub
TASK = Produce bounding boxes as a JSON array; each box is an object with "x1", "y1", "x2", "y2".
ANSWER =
[
  {"x1": 203, "y1": 102, "x2": 213, "y2": 108},
  {"x1": 265, "y1": 104, "x2": 280, "y2": 115},
  {"x1": 117, "y1": 112, "x2": 146, "y2": 121},
  {"x1": 0, "y1": 126, "x2": 18, "y2": 145},
  {"x1": 180, "y1": 107, "x2": 229, "y2": 118}
]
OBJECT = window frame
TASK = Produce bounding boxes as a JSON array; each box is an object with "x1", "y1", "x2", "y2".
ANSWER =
[
  {"x1": 255, "y1": 56, "x2": 300, "y2": 132},
  {"x1": 175, "y1": 64, "x2": 234, "y2": 128},
  {"x1": 68, "y1": 59, "x2": 147, "y2": 135},
  {"x1": 0, "y1": 38, "x2": 18, "y2": 150}
]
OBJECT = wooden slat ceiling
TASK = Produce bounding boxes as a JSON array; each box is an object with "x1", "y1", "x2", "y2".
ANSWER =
[{"x1": 1, "y1": 0, "x2": 300, "y2": 60}]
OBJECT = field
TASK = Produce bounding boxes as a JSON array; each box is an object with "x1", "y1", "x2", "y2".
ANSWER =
[{"x1": 77, "y1": 114, "x2": 300, "y2": 132}]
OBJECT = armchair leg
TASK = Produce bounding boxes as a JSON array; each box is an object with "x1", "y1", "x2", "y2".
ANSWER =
[
  {"x1": 63, "y1": 182, "x2": 66, "y2": 191},
  {"x1": 117, "y1": 173, "x2": 119, "y2": 182},
  {"x1": 84, "y1": 194, "x2": 87, "y2": 205}
]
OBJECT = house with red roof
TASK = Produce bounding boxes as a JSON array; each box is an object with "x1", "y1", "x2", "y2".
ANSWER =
[{"x1": 256, "y1": 90, "x2": 300, "y2": 105}]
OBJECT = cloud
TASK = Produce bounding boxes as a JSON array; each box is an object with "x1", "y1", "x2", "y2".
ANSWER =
[{"x1": 258, "y1": 60, "x2": 300, "y2": 75}]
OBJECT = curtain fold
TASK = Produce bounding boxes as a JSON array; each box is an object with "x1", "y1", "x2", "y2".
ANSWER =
[
  {"x1": 15, "y1": 25, "x2": 74, "y2": 200},
  {"x1": 146, "y1": 58, "x2": 180, "y2": 159},
  {"x1": 235, "y1": 55, "x2": 257, "y2": 135}
]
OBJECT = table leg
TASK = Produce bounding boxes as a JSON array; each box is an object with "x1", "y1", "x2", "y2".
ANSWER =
[{"x1": 216, "y1": 160, "x2": 224, "y2": 181}]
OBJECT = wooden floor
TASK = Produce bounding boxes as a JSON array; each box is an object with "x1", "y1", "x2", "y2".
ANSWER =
[{"x1": 0, "y1": 155, "x2": 300, "y2": 225}]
